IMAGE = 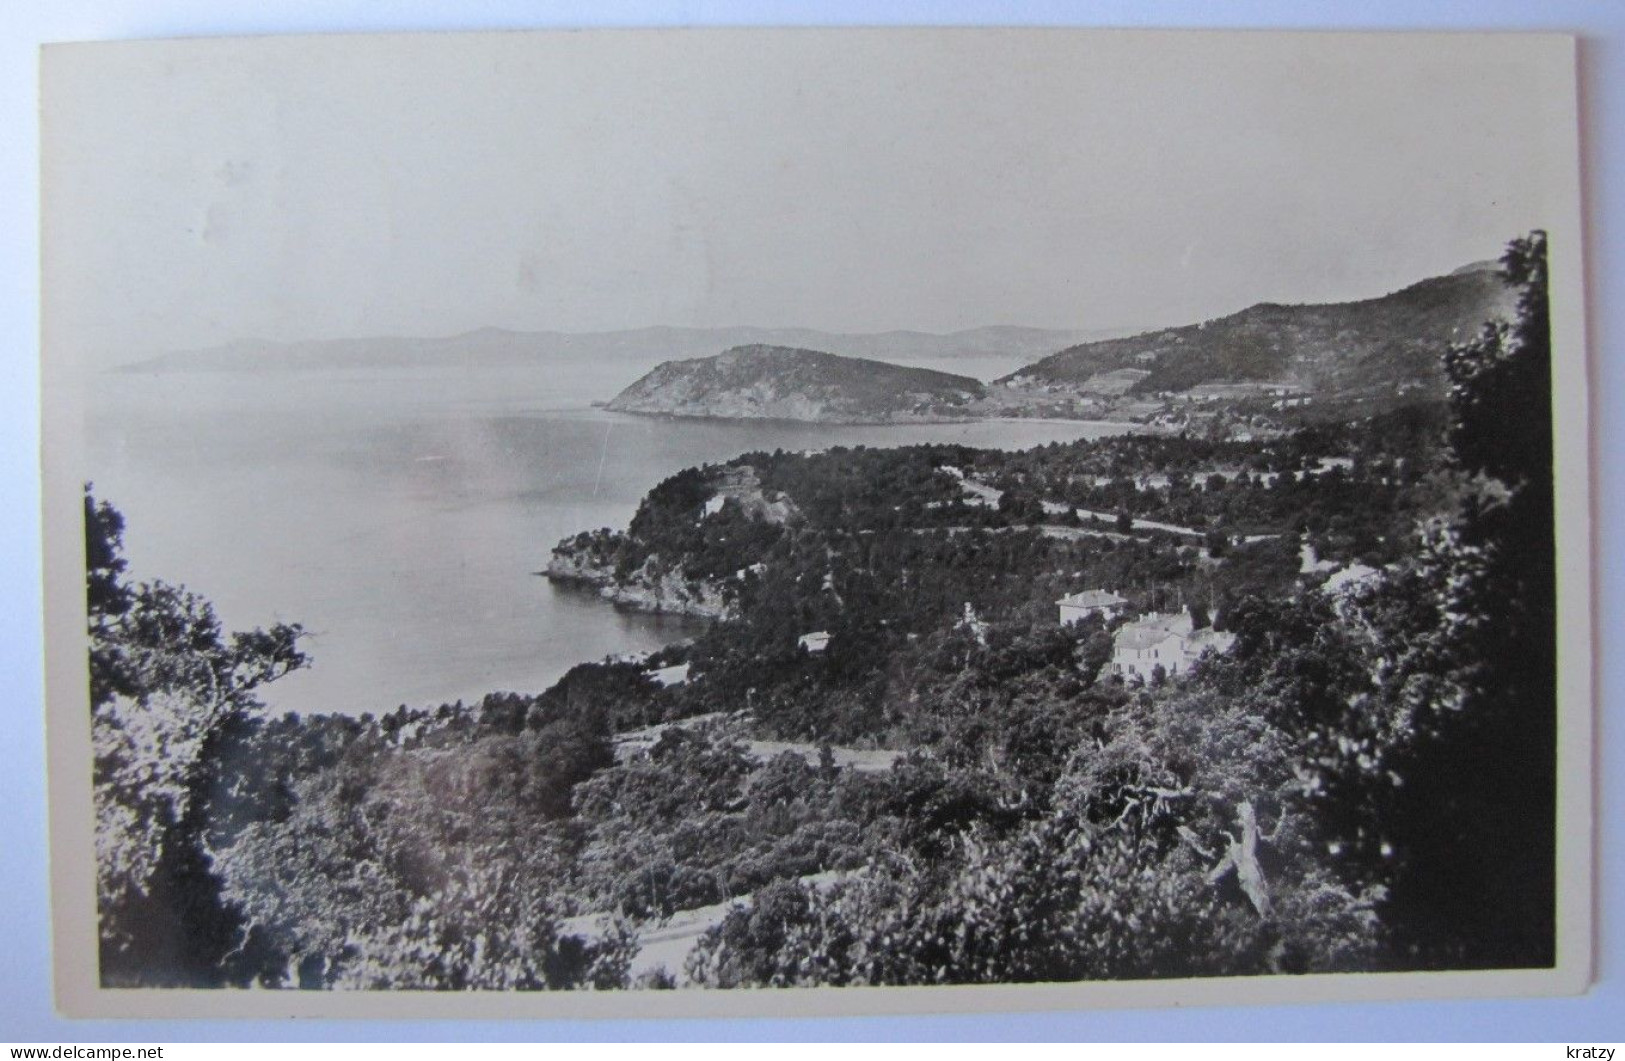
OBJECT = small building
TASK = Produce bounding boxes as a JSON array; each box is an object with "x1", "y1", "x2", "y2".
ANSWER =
[
  {"x1": 1310, "y1": 457, "x2": 1356, "y2": 476},
  {"x1": 649, "y1": 662, "x2": 691, "y2": 688},
  {"x1": 1321, "y1": 563, "x2": 1380, "y2": 597},
  {"x1": 1057, "y1": 589, "x2": 1129, "y2": 626},
  {"x1": 798, "y1": 631, "x2": 831, "y2": 654}
]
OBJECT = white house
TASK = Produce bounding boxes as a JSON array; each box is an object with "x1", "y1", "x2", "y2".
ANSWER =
[
  {"x1": 649, "y1": 662, "x2": 691, "y2": 688},
  {"x1": 1321, "y1": 563, "x2": 1380, "y2": 596},
  {"x1": 798, "y1": 631, "x2": 831, "y2": 654},
  {"x1": 1057, "y1": 589, "x2": 1129, "y2": 626},
  {"x1": 1109, "y1": 609, "x2": 1235, "y2": 681}
]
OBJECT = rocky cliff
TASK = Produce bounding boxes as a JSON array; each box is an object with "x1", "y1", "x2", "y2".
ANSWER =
[{"x1": 546, "y1": 548, "x2": 734, "y2": 621}]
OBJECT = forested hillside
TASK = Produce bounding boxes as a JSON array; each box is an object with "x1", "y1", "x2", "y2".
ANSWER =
[
  {"x1": 1001, "y1": 264, "x2": 1515, "y2": 404},
  {"x1": 606, "y1": 344, "x2": 987, "y2": 424}
]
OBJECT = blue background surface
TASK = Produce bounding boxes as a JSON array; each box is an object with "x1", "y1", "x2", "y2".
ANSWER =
[{"x1": 2, "y1": 0, "x2": 1619, "y2": 1041}]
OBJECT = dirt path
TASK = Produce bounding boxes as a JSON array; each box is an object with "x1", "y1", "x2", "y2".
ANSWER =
[
  {"x1": 559, "y1": 869, "x2": 856, "y2": 985},
  {"x1": 613, "y1": 713, "x2": 902, "y2": 774},
  {"x1": 1073, "y1": 507, "x2": 1207, "y2": 538}
]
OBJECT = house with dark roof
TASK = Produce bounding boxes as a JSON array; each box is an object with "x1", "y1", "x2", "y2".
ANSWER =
[{"x1": 1057, "y1": 588, "x2": 1129, "y2": 626}]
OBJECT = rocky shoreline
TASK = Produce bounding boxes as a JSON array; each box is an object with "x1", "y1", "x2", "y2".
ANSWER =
[
  {"x1": 544, "y1": 548, "x2": 734, "y2": 621},
  {"x1": 602, "y1": 405, "x2": 977, "y2": 427},
  {"x1": 604, "y1": 344, "x2": 987, "y2": 424}
]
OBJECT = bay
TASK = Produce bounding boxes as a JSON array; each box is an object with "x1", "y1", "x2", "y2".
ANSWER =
[{"x1": 86, "y1": 359, "x2": 1130, "y2": 717}]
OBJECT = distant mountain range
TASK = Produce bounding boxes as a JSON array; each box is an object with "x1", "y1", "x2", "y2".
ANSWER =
[
  {"x1": 114, "y1": 257, "x2": 1519, "y2": 429},
  {"x1": 998, "y1": 261, "x2": 1515, "y2": 402},
  {"x1": 115, "y1": 324, "x2": 1116, "y2": 375},
  {"x1": 605, "y1": 345, "x2": 986, "y2": 424},
  {"x1": 597, "y1": 258, "x2": 1519, "y2": 426}
]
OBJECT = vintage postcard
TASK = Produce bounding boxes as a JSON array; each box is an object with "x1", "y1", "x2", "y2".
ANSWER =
[{"x1": 39, "y1": 28, "x2": 1591, "y2": 1018}]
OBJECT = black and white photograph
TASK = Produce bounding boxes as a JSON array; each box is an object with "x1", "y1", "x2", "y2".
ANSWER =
[{"x1": 39, "y1": 28, "x2": 1591, "y2": 1017}]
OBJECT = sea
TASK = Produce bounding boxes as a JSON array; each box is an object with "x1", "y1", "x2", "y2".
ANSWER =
[{"x1": 86, "y1": 355, "x2": 1130, "y2": 717}]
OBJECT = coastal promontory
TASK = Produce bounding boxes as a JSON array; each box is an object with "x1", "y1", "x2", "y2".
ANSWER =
[{"x1": 604, "y1": 344, "x2": 987, "y2": 424}]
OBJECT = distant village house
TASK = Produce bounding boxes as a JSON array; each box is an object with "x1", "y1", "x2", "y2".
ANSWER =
[
  {"x1": 649, "y1": 662, "x2": 691, "y2": 687},
  {"x1": 1057, "y1": 589, "x2": 1129, "y2": 626}
]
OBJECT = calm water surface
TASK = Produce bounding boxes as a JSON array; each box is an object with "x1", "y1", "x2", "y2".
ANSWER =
[{"x1": 88, "y1": 360, "x2": 1129, "y2": 716}]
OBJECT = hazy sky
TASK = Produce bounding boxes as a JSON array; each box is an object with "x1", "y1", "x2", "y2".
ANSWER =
[{"x1": 42, "y1": 29, "x2": 1576, "y2": 365}]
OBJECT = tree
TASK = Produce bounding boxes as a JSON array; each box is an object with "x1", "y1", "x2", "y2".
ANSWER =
[
  {"x1": 1385, "y1": 231, "x2": 1557, "y2": 968},
  {"x1": 689, "y1": 682, "x2": 1382, "y2": 987},
  {"x1": 997, "y1": 490, "x2": 1043, "y2": 523},
  {"x1": 1240, "y1": 233, "x2": 1559, "y2": 970},
  {"x1": 213, "y1": 730, "x2": 632, "y2": 990},
  {"x1": 86, "y1": 488, "x2": 309, "y2": 985}
]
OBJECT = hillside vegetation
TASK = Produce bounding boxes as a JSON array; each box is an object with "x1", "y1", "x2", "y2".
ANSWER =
[
  {"x1": 1001, "y1": 265, "x2": 1515, "y2": 403},
  {"x1": 606, "y1": 344, "x2": 987, "y2": 423}
]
